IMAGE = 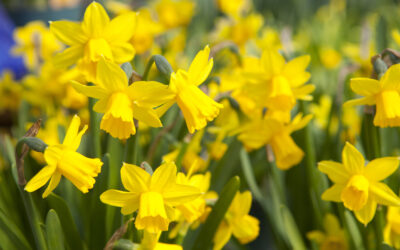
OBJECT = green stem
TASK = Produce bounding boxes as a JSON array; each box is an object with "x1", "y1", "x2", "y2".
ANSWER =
[
  {"x1": 175, "y1": 137, "x2": 190, "y2": 172},
  {"x1": 19, "y1": 190, "x2": 47, "y2": 250},
  {"x1": 89, "y1": 97, "x2": 101, "y2": 158},
  {"x1": 142, "y1": 57, "x2": 155, "y2": 81},
  {"x1": 124, "y1": 130, "x2": 140, "y2": 165}
]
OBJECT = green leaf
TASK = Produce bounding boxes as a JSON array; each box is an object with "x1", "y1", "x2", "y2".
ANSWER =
[
  {"x1": 281, "y1": 205, "x2": 306, "y2": 250},
  {"x1": 0, "y1": 208, "x2": 32, "y2": 250},
  {"x1": 47, "y1": 193, "x2": 84, "y2": 250},
  {"x1": 344, "y1": 210, "x2": 365, "y2": 250},
  {"x1": 88, "y1": 153, "x2": 110, "y2": 249},
  {"x1": 239, "y1": 148, "x2": 264, "y2": 201},
  {"x1": 45, "y1": 209, "x2": 65, "y2": 250},
  {"x1": 191, "y1": 176, "x2": 240, "y2": 250}
]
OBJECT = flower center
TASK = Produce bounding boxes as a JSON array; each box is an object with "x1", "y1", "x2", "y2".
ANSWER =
[
  {"x1": 341, "y1": 175, "x2": 369, "y2": 211},
  {"x1": 266, "y1": 75, "x2": 295, "y2": 111},
  {"x1": 85, "y1": 38, "x2": 113, "y2": 62}
]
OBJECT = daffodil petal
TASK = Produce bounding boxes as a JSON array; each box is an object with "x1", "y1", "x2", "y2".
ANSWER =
[
  {"x1": 104, "y1": 12, "x2": 136, "y2": 43},
  {"x1": 121, "y1": 163, "x2": 150, "y2": 193},
  {"x1": 25, "y1": 165, "x2": 56, "y2": 192},
  {"x1": 53, "y1": 45, "x2": 83, "y2": 68},
  {"x1": 370, "y1": 182, "x2": 400, "y2": 206},
  {"x1": 318, "y1": 161, "x2": 349, "y2": 183},
  {"x1": 163, "y1": 184, "x2": 201, "y2": 206},
  {"x1": 132, "y1": 104, "x2": 162, "y2": 127},
  {"x1": 50, "y1": 20, "x2": 87, "y2": 46},
  {"x1": 232, "y1": 215, "x2": 260, "y2": 244},
  {"x1": 63, "y1": 115, "x2": 87, "y2": 151},
  {"x1": 42, "y1": 171, "x2": 61, "y2": 198},
  {"x1": 342, "y1": 142, "x2": 364, "y2": 174},
  {"x1": 111, "y1": 42, "x2": 135, "y2": 64},
  {"x1": 121, "y1": 197, "x2": 140, "y2": 215},
  {"x1": 100, "y1": 189, "x2": 137, "y2": 207},
  {"x1": 350, "y1": 78, "x2": 381, "y2": 96},
  {"x1": 96, "y1": 59, "x2": 127, "y2": 91},
  {"x1": 354, "y1": 198, "x2": 377, "y2": 226},
  {"x1": 321, "y1": 184, "x2": 345, "y2": 202},
  {"x1": 70, "y1": 80, "x2": 108, "y2": 99},
  {"x1": 127, "y1": 81, "x2": 175, "y2": 108},
  {"x1": 213, "y1": 221, "x2": 232, "y2": 250},
  {"x1": 381, "y1": 64, "x2": 400, "y2": 90},
  {"x1": 150, "y1": 162, "x2": 177, "y2": 191},
  {"x1": 364, "y1": 157, "x2": 399, "y2": 182},
  {"x1": 187, "y1": 45, "x2": 213, "y2": 86},
  {"x1": 343, "y1": 96, "x2": 376, "y2": 107},
  {"x1": 292, "y1": 84, "x2": 315, "y2": 99},
  {"x1": 283, "y1": 55, "x2": 310, "y2": 76},
  {"x1": 82, "y1": 2, "x2": 110, "y2": 37}
]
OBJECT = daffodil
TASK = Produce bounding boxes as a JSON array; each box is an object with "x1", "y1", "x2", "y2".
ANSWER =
[
  {"x1": 175, "y1": 171, "x2": 214, "y2": 223},
  {"x1": 213, "y1": 14, "x2": 262, "y2": 49},
  {"x1": 131, "y1": 9, "x2": 163, "y2": 54},
  {"x1": 50, "y1": 2, "x2": 136, "y2": 81},
  {"x1": 242, "y1": 50, "x2": 314, "y2": 116},
  {"x1": 213, "y1": 191, "x2": 259, "y2": 250},
  {"x1": 384, "y1": 206, "x2": 400, "y2": 248},
  {"x1": 72, "y1": 58, "x2": 174, "y2": 139},
  {"x1": 155, "y1": 0, "x2": 195, "y2": 29},
  {"x1": 318, "y1": 142, "x2": 400, "y2": 225},
  {"x1": 216, "y1": 0, "x2": 248, "y2": 18},
  {"x1": 12, "y1": 21, "x2": 63, "y2": 71},
  {"x1": 237, "y1": 113, "x2": 313, "y2": 170},
  {"x1": 22, "y1": 62, "x2": 86, "y2": 110},
  {"x1": 25, "y1": 115, "x2": 103, "y2": 197},
  {"x1": 307, "y1": 213, "x2": 348, "y2": 250},
  {"x1": 344, "y1": 64, "x2": 400, "y2": 127},
  {"x1": 168, "y1": 46, "x2": 223, "y2": 133},
  {"x1": 100, "y1": 162, "x2": 201, "y2": 233}
]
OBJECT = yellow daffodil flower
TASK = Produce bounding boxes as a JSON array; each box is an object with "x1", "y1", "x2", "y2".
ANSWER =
[
  {"x1": 132, "y1": 9, "x2": 163, "y2": 54},
  {"x1": 344, "y1": 64, "x2": 400, "y2": 127},
  {"x1": 72, "y1": 59, "x2": 174, "y2": 139},
  {"x1": 155, "y1": 0, "x2": 195, "y2": 29},
  {"x1": 50, "y1": 2, "x2": 136, "y2": 81},
  {"x1": 25, "y1": 115, "x2": 103, "y2": 197},
  {"x1": 237, "y1": 113, "x2": 313, "y2": 170},
  {"x1": 12, "y1": 21, "x2": 63, "y2": 71},
  {"x1": 100, "y1": 162, "x2": 201, "y2": 233},
  {"x1": 167, "y1": 46, "x2": 223, "y2": 133},
  {"x1": 318, "y1": 142, "x2": 400, "y2": 225},
  {"x1": 384, "y1": 206, "x2": 400, "y2": 248},
  {"x1": 214, "y1": 14, "x2": 263, "y2": 49},
  {"x1": 22, "y1": 62, "x2": 86, "y2": 110},
  {"x1": 307, "y1": 213, "x2": 348, "y2": 250},
  {"x1": 175, "y1": 171, "x2": 213, "y2": 223},
  {"x1": 216, "y1": 0, "x2": 248, "y2": 18},
  {"x1": 213, "y1": 191, "x2": 259, "y2": 250},
  {"x1": 243, "y1": 50, "x2": 314, "y2": 116}
]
